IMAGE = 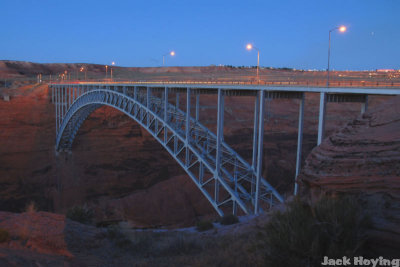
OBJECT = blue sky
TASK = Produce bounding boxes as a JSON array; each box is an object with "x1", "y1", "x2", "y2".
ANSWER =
[{"x1": 1, "y1": 0, "x2": 399, "y2": 70}]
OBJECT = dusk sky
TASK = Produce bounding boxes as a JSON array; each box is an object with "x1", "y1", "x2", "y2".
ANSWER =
[{"x1": 1, "y1": 0, "x2": 399, "y2": 70}]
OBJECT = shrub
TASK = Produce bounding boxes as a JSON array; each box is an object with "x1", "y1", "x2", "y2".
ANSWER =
[
  {"x1": 262, "y1": 196, "x2": 370, "y2": 267},
  {"x1": 220, "y1": 214, "x2": 239, "y2": 225},
  {"x1": 0, "y1": 228, "x2": 10, "y2": 243},
  {"x1": 66, "y1": 205, "x2": 94, "y2": 224},
  {"x1": 24, "y1": 201, "x2": 38, "y2": 213},
  {"x1": 196, "y1": 220, "x2": 214, "y2": 232}
]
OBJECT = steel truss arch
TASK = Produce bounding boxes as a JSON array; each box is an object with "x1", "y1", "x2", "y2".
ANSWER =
[{"x1": 55, "y1": 88, "x2": 283, "y2": 216}]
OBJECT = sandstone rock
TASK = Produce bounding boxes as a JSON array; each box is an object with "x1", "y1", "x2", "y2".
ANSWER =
[{"x1": 299, "y1": 95, "x2": 400, "y2": 255}]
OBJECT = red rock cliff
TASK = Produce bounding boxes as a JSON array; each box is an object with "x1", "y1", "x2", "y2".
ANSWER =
[{"x1": 299, "y1": 96, "x2": 400, "y2": 254}]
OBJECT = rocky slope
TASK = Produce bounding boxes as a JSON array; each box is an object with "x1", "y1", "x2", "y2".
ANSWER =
[{"x1": 299, "y1": 95, "x2": 400, "y2": 254}]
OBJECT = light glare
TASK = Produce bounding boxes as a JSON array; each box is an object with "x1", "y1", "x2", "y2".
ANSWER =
[
  {"x1": 339, "y1": 26, "x2": 347, "y2": 32},
  {"x1": 246, "y1": 44, "x2": 253, "y2": 50},
  {"x1": 170, "y1": 51, "x2": 175, "y2": 56}
]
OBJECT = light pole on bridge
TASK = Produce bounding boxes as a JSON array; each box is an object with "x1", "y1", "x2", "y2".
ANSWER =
[
  {"x1": 163, "y1": 51, "x2": 175, "y2": 66},
  {"x1": 111, "y1": 61, "x2": 115, "y2": 81},
  {"x1": 246, "y1": 43, "x2": 260, "y2": 82},
  {"x1": 318, "y1": 25, "x2": 347, "y2": 145},
  {"x1": 327, "y1": 25, "x2": 347, "y2": 87}
]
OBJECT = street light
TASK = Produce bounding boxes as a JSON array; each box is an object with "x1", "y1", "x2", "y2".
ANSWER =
[
  {"x1": 111, "y1": 61, "x2": 115, "y2": 81},
  {"x1": 327, "y1": 25, "x2": 347, "y2": 87},
  {"x1": 163, "y1": 51, "x2": 175, "y2": 66},
  {"x1": 80, "y1": 66, "x2": 87, "y2": 80},
  {"x1": 105, "y1": 65, "x2": 108, "y2": 80},
  {"x1": 246, "y1": 43, "x2": 260, "y2": 82}
]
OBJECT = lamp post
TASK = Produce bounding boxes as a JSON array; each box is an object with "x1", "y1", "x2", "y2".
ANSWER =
[
  {"x1": 327, "y1": 26, "x2": 346, "y2": 87},
  {"x1": 80, "y1": 66, "x2": 87, "y2": 80},
  {"x1": 111, "y1": 61, "x2": 115, "y2": 81},
  {"x1": 246, "y1": 43, "x2": 260, "y2": 82},
  {"x1": 105, "y1": 65, "x2": 108, "y2": 80},
  {"x1": 163, "y1": 51, "x2": 175, "y2": 66}
]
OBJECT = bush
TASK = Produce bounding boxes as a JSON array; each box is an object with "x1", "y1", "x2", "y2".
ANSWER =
[
  {"x1": 196, "y1": 220, "x2": 214, "y2": 232},
  {"x1": 24, "y1": 201, "x2": 38, "y2": 213},
  {"x1": 66, "y1": 205, "x2": 94, "y2": 224},
  {"x1": 262, "y1": 196, "x2": 370, "y2": 267},
  {"x1": 220, "y1": 214, "x2": 239, "y2": 225},
  {"x1": 0, "y1": 228, "x2": 10, "y2": 243}
]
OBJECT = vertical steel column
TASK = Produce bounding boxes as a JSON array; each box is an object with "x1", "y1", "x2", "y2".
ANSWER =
[
  {"x1": 164, "y1": 87, "x2": 169, "y2": 143},
  {"x1": 68, "y1": 86, "x2": 71, "y2": 108},
  {"x1": 294, "y1": 93, "x2": 305, "y2": 195},
  {"x1": 254, "y1": 90, "x2": 265, "y2": 214},
  {"x1": 317, "y1": 92, "x2": 327, "y2": 145},
  {"x1": 146, "y1": 87, "x2": 151, "y2": 126},
  {"x1": 252, "y1": 91, "x2": 260, "y2": 170},
  {"x1": 123, "y1": 86, "x2": 126, "y2": 95},
  {"x1": 176, "y1": 92, "x2": 180, "y2": 109},
  {"x1": 185, "y1": 88, "x2": 191, "y2": 166},
  {"x1": 361, "y1": 95, "x2": 368, "y2": 114},
  {"x1": 134, "y1": 86, "x2": 138, "y2": 115},
  {"x1": 55, "y1": 86, "x2": 58, "y2": 135},
  {"x1": 57, "y1": 86, "x2": 61, "y2": 133},
  {"x1": 52, "y1": 86, "x2": 54, "y2": 103},
  {"x1": 251, "y1": 91, "x2": 260, "y2": 197},
  {"x1": 195, "y1": 94, "x2": 200, "y2": 121},
  {"x1": 61, "y1": 86, "x2": 64, "y2": 119},
  {"x1": 215, "y1": 88, "x2": 224, "y2": 204},
  {"x1": 72, "y1": 85, "x2": 75, "y2": 103}
]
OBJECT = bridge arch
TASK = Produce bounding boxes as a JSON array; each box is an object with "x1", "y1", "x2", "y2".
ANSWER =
[{"x1": 55, "y1": 88, "x2": 283, "y2": 216}]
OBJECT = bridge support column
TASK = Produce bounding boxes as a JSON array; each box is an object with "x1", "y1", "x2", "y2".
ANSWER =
[
  {"x1": 251, "y1": 91, "x2": 260, "y2": 196},
  {"x1": 58, "y1": 86, "x2": 61, "y2": 134},
  {"x1": 361, "y1": 95, "x2": 368, "y2": 114},
  {"x1": 195, "y1": 94, "x2": 200, "y2": 121},
  {"x1": 317, "y1": 92, "x2": 327, "y2": 145},
  {"x1": 61, "y1": 86, "x2": 64, "y2": 119},
  {"x1": 185, "y1": 88, "x2": 191, "y2": 166},
  {"x1": 294, "y1": 93, "x2": 305, "y2": 195},
  {"x1": 55, "y1": 86, "x2": 58, "y2": 135},
  {"x1": 133, "y1": 86, "x2": 138, "y2": 115},
  {"x1": 215, "y1": 88, "x2": 224, "y2": 207},
  {"x1": 176, "y1": 92, "x2": 180, "y2": 109},
  {"x1": 255, "y1": 90, "x2": 265, "y2": 214},
  {"x1": 164, "y1": 87, "x2": 169, "y2": 143},
  {"x1": 68, "y1": 86, "x2": 71, "y2": 108},
  {"x1": 146, "y1": 87, "x2": 151, "y2": 127}
]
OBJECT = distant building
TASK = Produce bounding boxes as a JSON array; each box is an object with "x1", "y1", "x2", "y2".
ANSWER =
[{"x1": 376, "y1": 69, "x2": 396, "y2": 73}]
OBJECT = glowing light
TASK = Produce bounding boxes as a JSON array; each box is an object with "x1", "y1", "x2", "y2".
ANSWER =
[
  {"x1": 246, "y1": 44, "x2": 253, "y2": 50},
  {"x1": 170, "y1": 51, "x2": 175, "y2": 56},
  {"x1": 111, "y1": 61, "x2": 115, "y2": 65},
  {"x1": 339, "y1": 26, "x2": 347, "y2": 32}
]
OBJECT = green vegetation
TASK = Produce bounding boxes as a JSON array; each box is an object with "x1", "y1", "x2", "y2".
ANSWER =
[
  {"x1": 261, "y1": 196, "x2": 370, "y2": 267},
  {"x1": 0, "y1": 228, "x2": 10, "y2": 243},
  {"x1": 220, "y1": 214, "x2": 239, "y2": 225},
  {"x1": 66, "y1": 205, "x2": 94, "y2": 224},
  {"x1": 196, "y1": 220, "x2": 214, "y2": 232}
]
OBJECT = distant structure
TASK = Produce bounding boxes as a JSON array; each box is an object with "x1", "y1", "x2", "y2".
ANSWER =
[{"x1": 376, "y1": 69, "x2": 396, "y2": 73}]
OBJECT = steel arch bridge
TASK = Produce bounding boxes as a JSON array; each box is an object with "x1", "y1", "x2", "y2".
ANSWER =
[
  {"x1": 51, "y1": 84, "x2": 284, "y2": 216},
  {"x1": 50, "y1": 82, "x2": 400, "y2": 216}
]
